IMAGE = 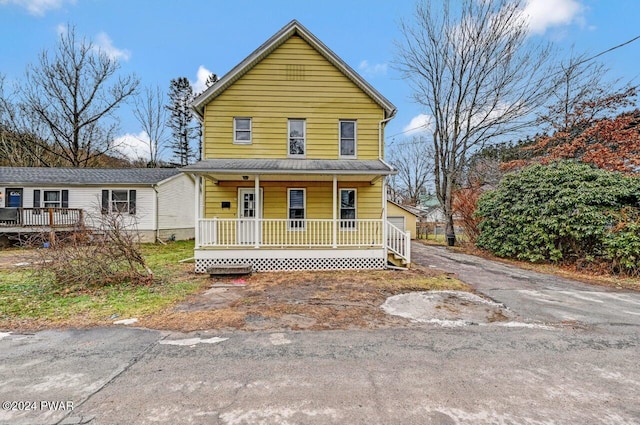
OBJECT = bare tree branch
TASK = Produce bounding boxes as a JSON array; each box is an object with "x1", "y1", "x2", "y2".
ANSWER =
[
  {"x1": 133, "y1": 85, "x2": 167, "y2": 167},
  {"x1": 15, "y1": 24, "x2": 139, "y2": 167},
  {"x1": 395, "y1": 0, "x2": 554, "y2": 244}
]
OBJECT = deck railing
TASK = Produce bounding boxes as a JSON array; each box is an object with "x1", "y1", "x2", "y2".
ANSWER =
[{"x1": 0, "y1": 208, "x2": 84, "y2": 228}]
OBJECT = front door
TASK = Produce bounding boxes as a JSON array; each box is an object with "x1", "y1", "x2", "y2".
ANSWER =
[
  {"x1": 5, "y1": 188, "x2": 23, "y2": 208},
  {"x1": 238, "y1": 188, "x2": 262, "y2": 244}
]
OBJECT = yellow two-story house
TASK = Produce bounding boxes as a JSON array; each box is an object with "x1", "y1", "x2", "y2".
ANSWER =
[{"x1": 183, "y1": 20, "x2": 410, "y2": 272}]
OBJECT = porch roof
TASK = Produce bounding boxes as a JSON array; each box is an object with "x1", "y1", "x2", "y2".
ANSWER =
[{"x1": 181, "y1": 159, "x2": 396, "y2": 176}]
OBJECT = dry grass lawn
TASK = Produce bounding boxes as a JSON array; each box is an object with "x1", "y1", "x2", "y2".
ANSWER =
[{"x1": 142, "y1": 265, "x2": 469, "y2": 332}]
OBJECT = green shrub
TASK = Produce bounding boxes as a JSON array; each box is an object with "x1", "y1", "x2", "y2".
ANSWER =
[{"x1": 475, "y1": 161, "x2": 640, "y2": 274}]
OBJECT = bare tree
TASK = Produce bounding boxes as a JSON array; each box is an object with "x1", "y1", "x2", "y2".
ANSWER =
[
  {"x1": 133, "y1": 85, "x2": 167, "y2": 167},
  {"x1": 0, "y1": 75, "x2": 61, "y2": 166},
  {"x1": 395, "y1": 0, "x2": 553, "y2": 244},
  {"x1": 388, "y1": 136, "x2": 433, "y2": 206},
  {"x1": 17, "y1": 25, "x2": 139, "y2": 167}
]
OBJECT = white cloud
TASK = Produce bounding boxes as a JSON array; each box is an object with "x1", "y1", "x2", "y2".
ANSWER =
[
  {"x1": 0, "y1": 0, "x2": 74, "y2": 16},
  {"x1": 55, "y1": 23, "x2": 67, "y2": 36},
  {"x1": 113, "y1": 132, "x2": 151, "y2": 160},
  {"x1": 93, "y1": 32, "x2": 131, "y2": 61},
  {"x1": 192, "y1": 65, "x2": 213, "y2": 94},
  {"x1": 403, "y1": 114, "x2": 432, "y2": 136},
  {"x1": 358, "y1": 60, "x2": 388, "y2": 77},
  {"x1": 521, "y1": 0, "x2": 584, "y2": 34}
]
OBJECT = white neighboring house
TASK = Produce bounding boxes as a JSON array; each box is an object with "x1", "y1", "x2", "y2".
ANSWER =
[{"x1": 0, "y1": 167, "x2": 195, "y2": 242}]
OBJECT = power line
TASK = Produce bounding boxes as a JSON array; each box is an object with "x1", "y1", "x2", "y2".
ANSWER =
[
  {"x1": 572, "y1": 34, "x2": 640, "y2": 69},
  {"x1": 387, "y1": 34, "x2": 640, "y2": 143}
]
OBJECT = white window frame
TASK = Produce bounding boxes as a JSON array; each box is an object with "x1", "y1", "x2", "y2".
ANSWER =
[
  {"x1": 111, "y1": 190, "x2": 130, "y2": 214},
  {"x1": 339, "y1": 120, "x2": 357, "y2": 158},
  {"x1": 233, "y1": 117, "x2": 252, "y2": 144},
  {"x1": 288, "y1": 119, "x2": 306, "y2": 158},
  {"x1": 339, "y1": 188, "x2": 357, "y2": 230},
  {"x1": 287, "y1": 188, "x2": 306, "y2": 230},
  {"x1": 42, "y1": 190, "x2": 62, "y2": 208}
]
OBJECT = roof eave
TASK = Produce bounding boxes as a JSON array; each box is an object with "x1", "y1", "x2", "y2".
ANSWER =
[{"x1": 181, "y1": 168, "x2": 396, "y2": 176}]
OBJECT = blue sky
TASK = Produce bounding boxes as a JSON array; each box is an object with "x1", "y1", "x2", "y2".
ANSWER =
[{"x1": 1, "y1": 0, "x2": 639, "y2": 160}]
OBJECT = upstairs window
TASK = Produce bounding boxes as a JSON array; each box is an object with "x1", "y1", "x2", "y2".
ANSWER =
[
  {"x1": 288, "y1": 119, "x2": 306, "y2": 157},
  {"x1": 339, "y1": 120, "x2": 356, "y2": 157},
  {"x1": 234, "y1": 117, "x2": 252, "y2": 144},
  {"x1": 288, "y1": 188, "x2": 306, "y2": 230}
]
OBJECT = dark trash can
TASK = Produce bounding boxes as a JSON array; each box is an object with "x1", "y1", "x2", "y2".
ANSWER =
[{"x1": 446, "y1": 234, "x2": 456, "y2": 246}]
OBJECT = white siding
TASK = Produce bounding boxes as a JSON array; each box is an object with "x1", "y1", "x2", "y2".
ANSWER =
[
  {"x1": 4, "y1": 185, "x2": 157, "y2": 230},
  {"x1": 1, "y1": 177, "x2": 195, "y2": 241},
  {"x1": 157, "y1": 174, "x2": 195, "y2": 232}
]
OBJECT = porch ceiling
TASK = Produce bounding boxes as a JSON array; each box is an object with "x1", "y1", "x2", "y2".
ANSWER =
[{"x1": 181, "y1": 159, "x2": 396, "y2": 181}]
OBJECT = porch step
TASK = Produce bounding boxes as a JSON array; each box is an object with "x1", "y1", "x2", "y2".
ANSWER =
[
  {"x1": 387, "y1": 253, "x2": 409, "y2": 268},
  {"x1": 207, "y1": 264, "x2": 253, "y2": 277}
]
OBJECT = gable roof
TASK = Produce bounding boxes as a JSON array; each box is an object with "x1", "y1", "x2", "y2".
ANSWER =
[
  {"x1": 0, "y1": 167, "x2": 182, "y2": 186},
  {"x1": 387, "y1": 200, "x2": 420, "y2": 217},
  {"x1": 191, "y1": 20, "x2": 396, "y2": 119}
]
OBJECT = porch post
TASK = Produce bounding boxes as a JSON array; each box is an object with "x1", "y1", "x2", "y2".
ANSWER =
[
  {"x1": 332, "y1": 174, "x2": 337, "y2": 248},
  {"x1": 382, "y1": 176, "x2": 387, "y2": 254},
  {"x1": 194, "y1": 174, "x2": 200, "y2": 249},
  {"x1": 254, "y1": 174, "x2": 260, "y2": 249}
]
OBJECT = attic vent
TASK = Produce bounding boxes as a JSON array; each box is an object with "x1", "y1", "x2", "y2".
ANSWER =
[{"x1": 286, "y1": 64, "x2": 306, "y2": 80}]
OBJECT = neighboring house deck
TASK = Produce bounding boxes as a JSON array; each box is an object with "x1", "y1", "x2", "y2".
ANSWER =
[
  {"x1": 183, "y1": 20, "x2": 409, "y2": 272},
  {"x1": 0, "y1": 167, "x2": 195, "y2": 243}
]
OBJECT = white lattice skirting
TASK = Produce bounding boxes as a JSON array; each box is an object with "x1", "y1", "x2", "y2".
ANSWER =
[{"x1": 195, "y1": 249, "x2": 386, "y2": 273}]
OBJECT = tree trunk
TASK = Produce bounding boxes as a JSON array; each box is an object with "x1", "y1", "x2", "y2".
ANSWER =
[{"x1": 444, "y1": 176, "x2": 456, "y2": 246}]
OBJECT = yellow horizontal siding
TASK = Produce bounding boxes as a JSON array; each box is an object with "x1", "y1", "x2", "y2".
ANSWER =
[
  {"x1": 387, "y1": 202, "x2": 417, "y2": 238},
  {"x1": 204, "y1": 180, "x2": 382, "y2": 219},
  {"x1": 204, "y1": 35, "x2": 384, "y2": 160}
]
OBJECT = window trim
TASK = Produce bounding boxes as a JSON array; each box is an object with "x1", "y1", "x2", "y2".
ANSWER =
[
  {"x1": 338, "y1": 120, "x2": 357, "y2": 158},
  {"x1": 339, "y1": 188, "x2": 357, "y2": 230},
  {"x1": 287, "y1": 188, "x2": 306, "y2": 231},
  {"x1": 102, "y1": 189, "x2": 136, "y2": 215},
  {"x1": 42, "y1": 190, "x2": 62, "y2": 208},
  {"x1": 288, "y1": 118, "x2": 306, "y2": 158},
  {"x1": 111, "y1": 189, "x2": 130, "y2": 214},
  {"x1": 233, "y1": 117, "x2": 252, "y2": 144}
]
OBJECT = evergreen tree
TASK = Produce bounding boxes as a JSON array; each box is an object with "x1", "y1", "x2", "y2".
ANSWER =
[{"x1": 166, "y1": 77, "x2": 197, "y2": 166}]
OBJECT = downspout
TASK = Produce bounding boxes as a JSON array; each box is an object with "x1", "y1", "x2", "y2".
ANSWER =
[
  {"x1": 379, "y1": 108, "x2": 396, "y2": 268},
  {"x1": 378, "y1": 109, "x2": 397, "y2": 160},
  {"x1": 153, "y1": 184, "x2": 163, "y2": 244}
]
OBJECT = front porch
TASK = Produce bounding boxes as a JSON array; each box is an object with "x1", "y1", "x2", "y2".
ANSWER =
[
  {"x1": 183, "y1": 158, "x2": 408, "y2": 272},
  {"x1": 194, "y1": 218, "x2": 410, "y2": 272}
]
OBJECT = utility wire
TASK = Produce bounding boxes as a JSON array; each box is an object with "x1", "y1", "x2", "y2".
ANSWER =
[{"x1": 386, "y1": 34, "x2": 640, "y2": 144}]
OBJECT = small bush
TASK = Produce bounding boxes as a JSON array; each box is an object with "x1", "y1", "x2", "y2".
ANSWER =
[
  {"x1": 27, "y1": 213, "x2": 153, "y2": 292},
  {"x1": 453, "y1": 185, "x2": 483, "y2": 243}
]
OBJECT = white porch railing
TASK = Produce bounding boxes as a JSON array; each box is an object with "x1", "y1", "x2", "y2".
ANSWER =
[
  {"x1": 197, "y1": 218, "x2": 384, "y2": 248},
  {"x1": 386, "y1": 221, "x2": 411, "y2": 263},
  {"x1": 196, "y1": 218, "x2": 411, "y2": 264}
]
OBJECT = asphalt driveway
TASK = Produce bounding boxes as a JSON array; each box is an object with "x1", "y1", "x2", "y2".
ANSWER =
[{"x1": 411, "y1": 242, "x2": 640, "y2": 326}]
